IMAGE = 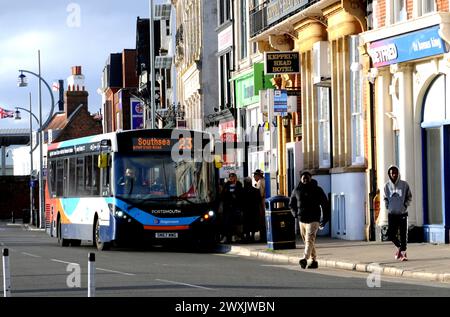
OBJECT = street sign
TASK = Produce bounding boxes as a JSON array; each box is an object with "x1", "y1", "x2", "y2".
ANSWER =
[{"x1": 273, "y1": 89, "x2": 287, "y2": 116}]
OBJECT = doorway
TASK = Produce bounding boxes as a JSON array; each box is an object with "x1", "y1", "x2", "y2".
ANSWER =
[{"x1": 422, "y1": 74, "x2": 449, "y2": 243}]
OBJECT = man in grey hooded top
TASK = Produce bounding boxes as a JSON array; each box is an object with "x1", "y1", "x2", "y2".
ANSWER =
[{"x1": 384, "y1": 165, "x2": 412, "y2": 261}]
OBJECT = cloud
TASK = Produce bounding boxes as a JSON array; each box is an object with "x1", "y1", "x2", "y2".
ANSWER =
[{"x1": 0, "y1": 0, "x2": 151, "y2": 130}]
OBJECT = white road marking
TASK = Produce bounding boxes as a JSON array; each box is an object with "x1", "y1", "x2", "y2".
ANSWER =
[
  {"x1": 51, "y1": 259, "x2": 78, "y2": 265},
  {"x1": 96, "y1": 267, "x2": 135, "y2": 276},
  {"x1": 21, "y1": 252, "x2": 41, "y2": 258},
  {"x1": 156, "y1": 278, "x2": 214, "y2": 290}
]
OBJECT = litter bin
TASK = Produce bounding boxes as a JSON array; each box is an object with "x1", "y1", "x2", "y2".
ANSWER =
[
  {"x1": 32, "y1": 209, "x2": 38, "y2": 227},
  {"x1": 22, "y1": 209, "x2": 31, "y2": 224},
  {"x1": 265, "y1": 196, "x2": 296, "y2": 250}
]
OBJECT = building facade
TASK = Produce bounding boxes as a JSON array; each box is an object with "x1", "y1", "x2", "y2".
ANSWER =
[
  {"x1": 173, "y1": 0, "x2": 218, "y2": 130},
  {"x1": 248, "y1": 0, "x2": 368, "y2": 240},
  {"x1": 361, "y1": 0, "x2": 450, "y2": 243}
]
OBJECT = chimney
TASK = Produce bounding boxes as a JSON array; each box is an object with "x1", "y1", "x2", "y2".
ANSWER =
[
  {"x1": 67, "y1": 66, "x2": 85, "y2": 91},
  {"x1": 64, "y1": 66, "x2": 88, "y2": 117}
]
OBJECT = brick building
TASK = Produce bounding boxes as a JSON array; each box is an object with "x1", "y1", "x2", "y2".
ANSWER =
[{"x1": 46, "y1": 66, "x2": 102, "y2": 143}]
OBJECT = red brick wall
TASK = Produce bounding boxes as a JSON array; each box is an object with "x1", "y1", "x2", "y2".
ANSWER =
[
  {"x1": 407, "y1": 0, "x2": 413, "y2": 19},
  {"x1": 437, "y1": 0, "x2": 449, "y2": 12},
  {"x1": 105, "y1": 88, "x2": 119, "y2": 132},
  {"x1": 53, "y1": 107, "x2": 102, "y2": 142},
  {"x1": 122, "y1": 49, "x2": 138, "y2": 88},
  {"x1": 375, "y1": 0, "x2": 386, "y2": 28},
  {"x1": 64, "y1": 91, "x2": 88, "y2": 118},
  {"x1": 373, "y1": 0, "x2": 450, "y2": 28}
]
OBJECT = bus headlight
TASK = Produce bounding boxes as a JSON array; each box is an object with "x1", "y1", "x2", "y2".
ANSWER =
[
  {"x1": 108, "y1": 204, "x2": 128, "y2": 219},
  {"x1": 201, "y1": 210, "x2": 215, "y2": 222}
]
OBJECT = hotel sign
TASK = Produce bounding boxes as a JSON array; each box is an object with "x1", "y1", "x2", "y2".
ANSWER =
[
  {"x1": 368, "y1": 25, "x2": 448, "y2": 68},
  {"x1": 264, "y1": 51, "x2": 300, "y2": 75}
]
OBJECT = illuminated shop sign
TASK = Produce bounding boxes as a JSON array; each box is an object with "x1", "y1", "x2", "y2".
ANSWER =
[{"x1": 368, "y1": 25, "x2": 448, "y2": 68}]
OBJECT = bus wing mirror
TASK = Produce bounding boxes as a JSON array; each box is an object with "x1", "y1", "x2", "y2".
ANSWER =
[{"x1": 98, "y1": 153, "x2": 109, "y2": 168}]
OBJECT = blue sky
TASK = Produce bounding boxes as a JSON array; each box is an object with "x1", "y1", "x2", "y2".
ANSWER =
[{"x1": 0, "y1": 0, "x2": 152, "y2": 130}]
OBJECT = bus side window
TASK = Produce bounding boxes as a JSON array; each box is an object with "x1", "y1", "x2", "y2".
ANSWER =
[
  {"x1": 68, "y1": 158, "x2": 77, "y2": 197},
  {"x1": 76, "y1": 157, "x2": 85, "y2": 196},
  {"x1": 49, "y1": 160, "x2": 57, "y2": 197},
  {"x1": 85, "y1": 155, "x2": 93, "y2": 195},
  {"x1": 93, "y1": 155, "x2": 101, "y2": 196},
  {"x1": 56, "y1": 159, "x2": 64, "y2": 197}
]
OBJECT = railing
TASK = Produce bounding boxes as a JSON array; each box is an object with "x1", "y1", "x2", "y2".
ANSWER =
[
  {"x1": 249, "y1": 1, "x2": 268, "y2": 38},
  {"x1": 249, "y1": 0, "x2": 321, "y2": 38}
]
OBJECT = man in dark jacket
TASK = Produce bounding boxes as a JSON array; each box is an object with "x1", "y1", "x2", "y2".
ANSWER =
[
  {"x1": 289, "y1": 171, "x2": 329, "y2": 269},
  {"x1": 220, "y1": 173, "x2": 243, "y2": 244}
]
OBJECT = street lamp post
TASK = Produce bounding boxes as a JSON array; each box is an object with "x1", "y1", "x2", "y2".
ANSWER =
[
  {"x1": 15, "y1": 96, "x2": 39, "y2": 225},
  {"x1": 149, "y1": 0, "x2": 156, "y2": 129},
  {"x1": 17, "y1": 50, "x2": 55, "y2": 229}
]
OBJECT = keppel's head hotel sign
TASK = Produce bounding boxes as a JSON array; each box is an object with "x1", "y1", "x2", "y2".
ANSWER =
[{"x1": 264, "y1": 51, "x2": 300, "y2": 75}]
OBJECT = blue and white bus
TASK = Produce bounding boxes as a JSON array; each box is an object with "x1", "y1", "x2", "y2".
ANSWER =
[{"x1": 45, "y1": 129, "x2": 219, "y2": 250}]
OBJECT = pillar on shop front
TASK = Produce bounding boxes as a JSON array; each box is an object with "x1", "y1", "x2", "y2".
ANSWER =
[
  {"x1": 293, "y1": 19, "x2": 327, "y2": 174},
  {"x1": 375, "y1": 68, "x2": 395, "y2": 230},
  {"x1": 391, "y1": 64, "x2": 417, "y2": 226}
]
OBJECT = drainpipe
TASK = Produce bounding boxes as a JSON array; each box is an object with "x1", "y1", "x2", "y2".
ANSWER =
[{"x1": 368, "y1": 65, "x2": 377, "y2": 241}]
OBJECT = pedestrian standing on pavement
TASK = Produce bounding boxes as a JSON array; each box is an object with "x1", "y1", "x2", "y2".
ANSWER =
[
  {"x1": 242, "y1": 177, "x2": 261, "y2": 243},
  {"x1": 384, "y1": 165, "x2": 412, "y2": 261},
  {"x1": 220, "y1": 173, "x2": 244, "y2": 244},
  {"x1": 289, "y1": 171, "x2": 329, "y2": 269},
  {"x1": 253, "y1": 169, "x2": 267, "y2": 242}
]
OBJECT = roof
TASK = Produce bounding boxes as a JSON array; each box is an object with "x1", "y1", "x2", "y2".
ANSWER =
[
  {"x1": 0, "y1": 128, "x2": 30, "y2": 146},
  {"x1": 46, "y1": 113, "x2": 68, "y2": 130}
]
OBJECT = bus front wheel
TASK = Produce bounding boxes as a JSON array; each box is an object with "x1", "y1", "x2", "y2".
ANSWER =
[{"x1": 94, "y1": 218, "x2": 110, "y2": 251}]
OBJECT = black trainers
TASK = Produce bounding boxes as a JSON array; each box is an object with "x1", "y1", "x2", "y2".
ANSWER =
[
  {"x1": 307, "y1": 260, "x2": 318, "y2": 269},
  {"x1": 299, "y1": 258, "x2": 307, "y2": 269}
]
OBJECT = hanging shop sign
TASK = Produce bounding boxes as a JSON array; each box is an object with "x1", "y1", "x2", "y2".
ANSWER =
[
  {"x1": 130, "y1": 99, "x2": 144, "y2": 130},
  {"x1": 368, "y1": 25, "x2": 448, "y2": 68},
  {"x1": 219, "y1": 120, "x2": 237, "y2": 143},
  {"x1": 264, "y1": 51, "x2": 300, "y2": 75}
]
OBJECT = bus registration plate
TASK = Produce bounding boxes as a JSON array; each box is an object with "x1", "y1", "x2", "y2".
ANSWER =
[{"x1": 155, "y1": 232, "x2": 178, "y2": 238}]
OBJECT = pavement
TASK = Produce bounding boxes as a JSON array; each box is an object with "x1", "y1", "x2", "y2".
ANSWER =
[
  {"x1": 7, "y1": 221, "x2": 450, "y2": 284},
  {"x1": 218, "y1": 236, "x2": 450, "y2": 284}
]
